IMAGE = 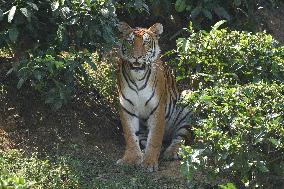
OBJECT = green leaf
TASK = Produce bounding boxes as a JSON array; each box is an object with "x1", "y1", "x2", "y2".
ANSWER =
[
  {"x1": 51, "y1": 1, "x2": 60, "y2": 11},
  {"x1": 20, "y1": 7, "x2": 31, "y2": 22},
  {"x1": 176, "y1": 76, "x2": 184, "y2": 81},
  {"x1": 181, "y1": 39, "x2": 190, "y2": 52},
  {"x1": 18, "y1": 177, "x2": 25, "y2": 185},
  {"x1": 269, "y1": 138, "x2": 280, "y2": 147},
  {"x1": 33, "y1": 70, "x2": 42, "y2": 80},
  {"x1": 258, "y1": 161, "x2": 269, "y2": 173},
  {"x1": 60, "y1": 0, "x2": 66, "y2": 5},
  {"x1": 60, "y1": 7, "x2": 70, "y2": 19},
  {"x1": 186, "y1": 5, "x2": 192, "y2": 11},
  {"x1": 219, "y1": 182, "x2": 237, "y2": 189},
  {"x1": 191, "y1": 6, "x2": 202, "y2": 19},
  {"x1": 54, "y1": 61, "x2": 64, "y2": 68},
  {"x1": 27, "y1": 2, "x2": 39, "y2": 10},
  {"x1": 214, "y1": 6, "x2": 231, "y2": 21},
  {"x1": 86, "y1": 60, "x2": 96, "y2": 70},
  {"x1": 134, "y1": 0, "x2": 143, "y2": 9},
  {"x1": 175, "y1": 0, "x2": 187, "y2": 12},
  {"x1": 212, "y1": 20, "x2": 227, "y2": 30},
  {"x1": 56, "y1": 25, "x2": 65, "y2": 42},
  {"x1": 8, "y1": 6, "x2": 17, "y2": 23},
  {"x1": 45, "y1": 96, "x2": 54, "y2": 104},
  {"x1": 17, "y1": 78, "x2": 25, "y2": 89},
  {"x1": 6, "y1": 68, "x2": 14, "y2": 75},
  {"x1": 234, "y1": 0, "x2": 242, "y2": 6},
  {"x1": 67, "y1": 16, "x2": 79, "y2": 25},
  {"x1": 8, "y1": 27, "x2": 19, "y2": 42},
  {"x1": 53, "y1": 100, "x2": 63, "y2": 110},
  {"x1": 0, "y1": 9, "x2": 3, "y2": 21},
  {"x1": 200, "y1": 95, "x2": 212, "y2": 102},
  {"x1": 142, "y1": 3, "x2": 149, "y2": 13},
  {"x1": 202, "y1": 9, "x2": 213, "y2": 20}
]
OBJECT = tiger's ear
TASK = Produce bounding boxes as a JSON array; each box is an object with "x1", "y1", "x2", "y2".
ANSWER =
[
  {"x1": 117, "y1": 22, "x2": 132, "y2": 33},
  {"x1": 148, "y1": 23, "x2": 163, "y2": 36}
]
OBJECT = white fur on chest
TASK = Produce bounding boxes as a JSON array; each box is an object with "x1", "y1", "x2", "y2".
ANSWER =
[{"x1": 120, "y1": 70, "x2": 158, "y2": 119}]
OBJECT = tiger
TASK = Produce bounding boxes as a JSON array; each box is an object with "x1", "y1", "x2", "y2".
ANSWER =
[{"x1": 116, "y1": 22, "x2": 191, "y2": 172}]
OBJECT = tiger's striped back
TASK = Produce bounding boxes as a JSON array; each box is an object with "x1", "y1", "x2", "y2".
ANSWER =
[{"x1": 116, "y1": 22, "x2": 191, "y2": 172}]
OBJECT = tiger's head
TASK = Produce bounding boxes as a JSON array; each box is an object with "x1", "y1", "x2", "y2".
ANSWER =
[{"x1": 117, "y1": 22, "x2": 163, "y2": 70}]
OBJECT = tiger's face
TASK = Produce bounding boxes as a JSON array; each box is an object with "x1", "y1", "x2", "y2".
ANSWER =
[{"x1": 117, "y1": 22, "x2": 163, "y2": 70}]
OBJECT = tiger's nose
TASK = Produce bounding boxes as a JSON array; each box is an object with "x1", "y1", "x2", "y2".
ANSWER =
[
  {"x1": 134, "y1": 56, "x2": 142, "y2": 60},
  {"x1": 134, "y1": 57, "x2": 144, "y2": 64}
]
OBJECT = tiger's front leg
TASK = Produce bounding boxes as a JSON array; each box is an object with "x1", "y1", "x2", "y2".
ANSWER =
[
  {"x1": 117, "y1": 110, "x2": 143, "y2": 166},
  {"x1": 141, "y1": 105, "x2": 165, "y2": 172}
]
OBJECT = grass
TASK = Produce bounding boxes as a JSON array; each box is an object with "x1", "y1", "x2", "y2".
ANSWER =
[
  {"x1": 0, "y1": 147, "x2": 185, "y2": 189},
  {"x1": 0, "y1": 149, "x2": 79, "y2": 188}
]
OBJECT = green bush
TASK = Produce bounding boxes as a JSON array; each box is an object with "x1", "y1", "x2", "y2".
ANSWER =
[
  {"x1": 173, "y1": 0, "x2": 280, "y2": 29},
  {"x1": 116, "y1": 0, "x2": 281, "y2": 31},
  {"x1": 0, "y1": 0, "x2": 119, "y2": 109},
  {"x1": 145, "y1": 0, "x2": 280, "y2": 30},
  {"x1": 180, "y1": 83, "x2": 284, "y2": 188},
  {"x1": 8, "y1": 49, "x2": 94, "y2": 110},
  {"x1": 174, "y1": 21, "x2": 284, "y2": 188},
  {"x1": 168, "y1": 21, "x2": 284, "y2": 90},
  {"x1": 0, "y1": 0, "x2": 152, "y2": 109},
  {"x1": 0, "y1": 176, "x2": 31, "y2": 189},
  {"x1": 84, "y1": 56, "x2": 118, "y2": 106},
  {"x1": 0, "y1": 0, "x2": 117, "y2": 55}
]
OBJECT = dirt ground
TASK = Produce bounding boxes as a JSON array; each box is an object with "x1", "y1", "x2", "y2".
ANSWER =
[{"x1": 0, "y1": 59, "x2": 187, "y2": 188}]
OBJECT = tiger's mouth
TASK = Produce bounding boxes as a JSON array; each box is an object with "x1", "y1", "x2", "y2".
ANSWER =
[{"x1": 130, "y1": 61, "x2": 146, "y2": 71}]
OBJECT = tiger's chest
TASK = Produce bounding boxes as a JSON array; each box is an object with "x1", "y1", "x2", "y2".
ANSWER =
[{"x1": 120, "y1": 70, "x2": 160, "y2": 119}]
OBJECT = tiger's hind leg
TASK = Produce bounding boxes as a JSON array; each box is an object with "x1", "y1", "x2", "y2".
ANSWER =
[
  {"x1": 162, "y1": 125, "x2": 191, "y2": 160},
  {"x1": 162, "y1": 137, "x2": 184, "y2": 160}
]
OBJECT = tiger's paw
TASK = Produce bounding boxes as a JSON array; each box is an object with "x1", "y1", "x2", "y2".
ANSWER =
[
  {"x1": 116, "y1": 155, "x2": 142, "y2": 166},
  {"x1": 141, "y1": 157, "x2": 159, "y2": 172}
]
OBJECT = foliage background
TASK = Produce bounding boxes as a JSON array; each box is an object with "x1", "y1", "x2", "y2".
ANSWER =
[{"x1": 174, "y1": 21, "x2": 284, "y2": 188}]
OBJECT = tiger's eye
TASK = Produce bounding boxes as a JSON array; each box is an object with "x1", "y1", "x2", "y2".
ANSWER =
[
  {"x1": 126, "y1": 39, "x2": 133, "y2": 44},
  {"x1": 124, "y1": 40, "x2": 132, "y2": 49}
]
